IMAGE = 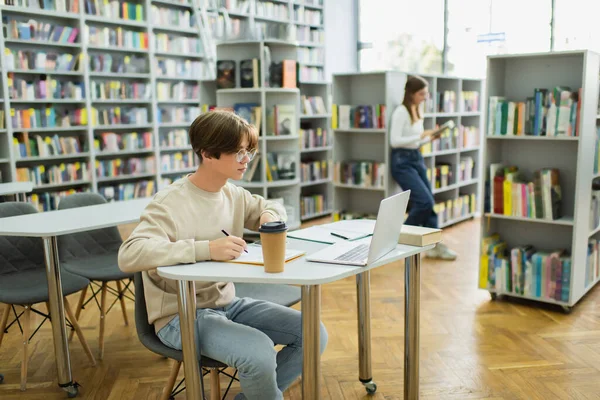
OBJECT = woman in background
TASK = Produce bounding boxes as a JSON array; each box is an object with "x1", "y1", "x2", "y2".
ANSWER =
[{"x1": 389, "y1": 75, "x2": 457, "y2": 261}]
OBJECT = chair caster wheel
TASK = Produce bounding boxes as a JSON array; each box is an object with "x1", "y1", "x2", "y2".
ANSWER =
[
  {"x1": 62, "y1": 382, "x2": 80, "y2": 398},
  {"x1": 490, "y1": 292, "x2": 497, "y2": 301},
  {"x1": 363, "y1": 381, "x2": 377, "y2": 394},
  {"x1": 561, "y1": 305, "x2": 572, "y2": 314}
]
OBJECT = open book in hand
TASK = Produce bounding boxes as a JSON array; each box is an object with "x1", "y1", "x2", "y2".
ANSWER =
[
  {"x1": 431, "y1": 120, "x2": 455, "y2": 138},
  {"x1": 225, "y1": 245, "x2": 306, "y2": 266}
]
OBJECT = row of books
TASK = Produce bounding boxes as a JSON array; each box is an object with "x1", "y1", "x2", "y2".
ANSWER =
[
  {"x1": 294, "y1": 7, "x2": 322, "y2": 25},
  {"x1": 594, "y1": 129, "x2": 600, "y2": 174},
  {"x1": 420, "y1": 125, "x2": 480, "y2": 154},
  {"x1": 487, "y1": 87, "x2": 581, "y2": 137},
  {"x1": 95, "y1": 131, "x2": 153, "y2": 152},
  {"x1": 151, "y1": 5, "x2": 195, "y2": 29},
  {"x1": 91, "y1": 106, "x2": 149, "y2": 125},
  {"x1": 8, "y1": 75, "x2": 85, "y2": 100},
  {"x1": 435, "y1": 193, "x2": 476, "y2": 227},
  {"x1": 461, "y1": 91, "x2": 479, "y2": 112},
  {"x1": 84, "y1": 0, "x2": 144, "y2": 22},
  {"x1": 458, "y1": 157, "x2": 476, "y2": 182},
  {"x1": 5, "y1": 50, "x2": 81, "y2": 72},
  {"x1": 298, "y1": 66, "x2": 324, "y2": 83},
  {"x1": 156, "y1": 58, "x2": 205, "y2": 79},
  {"x1": 4, "y1": 0, "x2": 79, "y2": 12},
  {"x1": 428, "y1": 163, "x2": 454, "y2": 189},
  {"x1": 332, "y1": 104, "x2": 387, "y2": 130},
  {"x1": 266, "y1": 105, "x2": 296, "y2": 136},
  {"x1": 13, "y1": 133, "x2": 83, "y2": 158},
  {"x1": 299, "y1": 127, "x2": 328, "y2": 149},
  {"x1": 156, "y1": 82, "x2": 198, "y2": 101},
  {"x1": 480, "y1": 234, "x2": 571, "y2": 302},
  {"x1": 256, "y1": 1, "x2": 288, "y2": 20},
  {"x1": 90, "y1": 54, "x2": 145, "y2": 74},
  {"x1": 96, "y1": 156, "x2": 155, "y2": 178},
  {"x1": 216, "y1": 58, "x2": 297, "y2": 89},
  {"x1": 156, "y1": 106, "x2": 199, "y2": 124},
  {"x1": 92, "y1": 80, "x2": 150, "y2": 100},
  {"x1": 28, "y1": 188, "x2": 86, "y2": 212},
  {"x1": 301, "y1": 194, "x2": 327, "y2": 219},
  {"x1": 295, "y1": 26, "x2": 323, "y2": 43},
  {"x1": 587, "y1": 238, "x2": 600, "y2": 289},
  {"x1": 297, "y1": 47, "x2": 324, "y2": 65},
  {"x1": 155, "y1": 34, "x2": 202, "y2": 54},
  {"x1": 301, "y1": 95, "x2": 326, "y2": 115},
  {"x1": 87, "y1": 26, "x2": 149, "y2": 50},
  {"x1": 99, "y1": 180, "x2": 156, "y2": 202},
  {"x1": 266, "y1": 152, "x2": 296, "y2": 181},
  {"x1": 333, "y1": 161, "x2": 385, "y2": 189},
  {"x1": 11, "y1": 106, "x2": 86, "y2": 129},
  {"x1": 160, "y1": 129, "x2": 189, "y2": 148},
  {"x1": 6, "y1": 19, "x2": 79, "y2": 44},
  {"x1": 590, "y1": 179, "x2": 600, "y2": 232},
  {"x1": 300, "y1": 159, "x2": 330, "y2": 183},
  {"x1": 488, "y1": 165, "x2": 562, "y2": 220},
  {"x1": 17, "y1": 162, "x2": 90, "y2": 186},
  {"x1": 160, "y1": 151, "x2": 196, "y2": 172},
  {"x1": 437, "y1": 90, "x2": 457, "y2": 113}
]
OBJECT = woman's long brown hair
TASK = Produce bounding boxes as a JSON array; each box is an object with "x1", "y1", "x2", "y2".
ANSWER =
[{"x1": 402, "y1": 75, "x2": 428, "y2": 123}]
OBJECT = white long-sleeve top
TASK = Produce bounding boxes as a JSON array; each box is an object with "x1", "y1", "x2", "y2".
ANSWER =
[{"x1": 389, "y1": 105, "x2": 428, "y2": 149}]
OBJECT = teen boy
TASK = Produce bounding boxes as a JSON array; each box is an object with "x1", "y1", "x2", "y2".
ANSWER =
[{"x1": 118, "y1": 111, "x2": 328, "y2": 400}]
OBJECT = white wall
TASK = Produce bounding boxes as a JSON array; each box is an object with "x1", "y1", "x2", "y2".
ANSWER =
[{"x1": 324, "y1": 0, "x2": 359, "y2": 80}]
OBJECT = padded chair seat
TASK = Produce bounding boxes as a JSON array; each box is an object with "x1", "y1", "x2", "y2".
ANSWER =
[
  {"x1": 0, "y1": 268, "x2": 89, "y2": 305},
  {"x1": 235, "y1": 283, "x2": 301, "y2": 307},
  {"x1": 62, "y1": 252, "x2": 133, "y2": 281}
]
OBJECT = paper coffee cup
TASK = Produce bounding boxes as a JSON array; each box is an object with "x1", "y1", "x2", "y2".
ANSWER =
[{"x1": 259, "y1": 221, "x2": 288, "y2": 273}]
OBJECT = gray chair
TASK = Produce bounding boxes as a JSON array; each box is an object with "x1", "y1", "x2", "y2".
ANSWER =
[
  {"x1": 0, "y1": 202, "x2": 96, "y2": 392},
  {"x1": 57, "y1": 192, "x2": 134, "y2": 359},
  {"x1": 134, "y1": 272, "x2": 301, "y2": 400}
]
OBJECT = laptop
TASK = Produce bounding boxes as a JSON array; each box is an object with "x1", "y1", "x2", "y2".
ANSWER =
[{"x1": 306, "y1": 190, "x2": 410, "y2": 266}]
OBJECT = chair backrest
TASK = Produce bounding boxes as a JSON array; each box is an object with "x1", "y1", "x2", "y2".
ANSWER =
[
  {"x1": 0, "y1": 202, "x2": 45, "y2": 276},
  {"x1": 57, "y1": 192, "x2": 123, "y2": 260},
  {"x1": 134, "y1": 271, "x2": 155, "y2": 341}
]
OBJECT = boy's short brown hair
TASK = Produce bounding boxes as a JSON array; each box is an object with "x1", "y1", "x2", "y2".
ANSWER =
[{"x1": 189, "y1": 110, "x2": 259, "y2": 162}]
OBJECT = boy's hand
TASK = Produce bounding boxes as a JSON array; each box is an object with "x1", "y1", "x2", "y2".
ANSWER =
[
  {"x1": 260, "y1": 212, "x2": 278, "y2": 225},
  {"x1": 209, "y1": 236, "x2": 247, "y2": 260}
]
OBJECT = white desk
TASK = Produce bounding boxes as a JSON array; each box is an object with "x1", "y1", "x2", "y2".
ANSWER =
[
  {"x1": 157, "y1": 234, "x2": 434, "y2": 399},
  {"x1": 0, "y1": 197, "x2": 151, "y2": 397},
  {"x1": 0, "y1": 182, "x2": 33, "y2": 201}
]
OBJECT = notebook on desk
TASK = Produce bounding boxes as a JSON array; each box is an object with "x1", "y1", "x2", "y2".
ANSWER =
[
  {"x1": 225, "y1": 245, "x2": 306, "y2": 266},
  {"x1": 287, "y1": 225, "x2": 371, "y2": 244}
]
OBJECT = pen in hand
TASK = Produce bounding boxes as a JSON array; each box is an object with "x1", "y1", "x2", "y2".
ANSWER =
[
  {"x1": 330, "y1": 232, "x2": 349, "y2": 240},
  {"x1": 221, "y1": 229, "x2": 249, "y2": 253}
]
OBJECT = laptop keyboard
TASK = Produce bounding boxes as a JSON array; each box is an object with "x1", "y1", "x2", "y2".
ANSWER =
[{"x1": 334, "y1": 243, "x2": 369, "y2": 262}]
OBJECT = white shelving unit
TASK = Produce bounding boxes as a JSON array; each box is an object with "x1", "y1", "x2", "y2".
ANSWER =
[
  {"x1": 0, "y1": 1, "x2": 215, "y2": 210},
  {"x1": 479, "y1": 50, "x2": 600, "y2": 310},
  {"x1": 331, "y1": 71, "x2": 483, "y2": 229}
]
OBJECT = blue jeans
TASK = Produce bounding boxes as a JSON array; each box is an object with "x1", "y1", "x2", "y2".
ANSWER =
[
  {"x1": 390, "y1": 148, "x2": 438, "y2": 229},
  {"x1": 157, "y1": 296, "x2": 328, "y2": 400}
]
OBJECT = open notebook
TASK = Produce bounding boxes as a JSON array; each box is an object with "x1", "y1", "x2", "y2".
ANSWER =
[
  {"x1": 288, "y1": 223, "x2": 374, "y2": 244},
  {"x1": 225, "y1": 245, "x2": 306, "y2": 266}
]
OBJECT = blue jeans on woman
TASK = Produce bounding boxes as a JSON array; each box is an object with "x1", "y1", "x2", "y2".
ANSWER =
[
  {"x1": 390, "y1": 148, "x2": 438, "y2": 229},
  {"x1": 157, "y1": 296, "x2": 328, "y2": 400}
]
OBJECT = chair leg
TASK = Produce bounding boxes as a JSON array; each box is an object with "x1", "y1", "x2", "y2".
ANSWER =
[
  {"x1": 161, "y1": 361, "x2": 181, "y2": 400},
  {"x1": 69, "y1": 285, "x2": 88, "y2": 342},
  {"x1": 64, "y1": 297, "x2": 96, "y2": 367},
  {"x1": 99, "y1": 283, "x2": 108, "y2": 360},
  {"x1": 116, "y1": 281, "x2": 128, "y2": 326},
  {"x1": 210, "y1": 368, "x2": 221, "y2": 400},
  {"x1": 20, "y1": 305, "x2": 31, "y2": 391},
  {"x1": 0, "y1": 303, "x2": 11, "y2": 348}
]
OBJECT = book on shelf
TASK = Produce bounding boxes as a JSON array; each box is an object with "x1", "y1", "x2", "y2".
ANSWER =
[
  {"x1": 156, "y1": 106, "x2": 198, "y2": 125},
  {"x1": 268, "y1": 59, "x2": 296, "y2": 88},
  {"x1": 95, "y1": 131, "x2": 153, "y2": 152},
  {"x1": 4, "y1": 0, "x2": 79, "y2": 12},
  {"x1": 435, "y1": 194, "x2": 476, "y2": 226},
  {"x1": 160, "y1": 129, "x2": 189, "y2": 148},
  {"x1": 479, "y1": 233, "x2": 572, "y2": 302},
  {"x1": 96, "y1": 156, "x2": 155, "y2": 178},
  {"x1": 151, "y1": 5, "x2": 195, "y2": 29},
  {"x1": 9, "y1": 74, "x2": 85, "y2": 100},
  {"x1": 331, "y1": 104, "x2": 386, "y2": 129},
  {"x1": 266, "y1": 104, "x2": 296, "y2": 136},
  {"x1": 301, "y1": 193, "x2": 326, "y2": 218},
  {"x1": 17, "y1": 161, "x2": 90, "y2": 186},
  {"x1": 437, "y1": 90, "x2": 456, "y2": 113},
  {"x1": 5, "y1": 50, "x2": 82, "y2": 72},
  {"x1": 299, "y1": 127, "x2": 328, "y2": 149},
  {"x1": 156, "y1": 81, "x2": 198, "y2": 101},
  {"x1": 233, "y1": 103, "x2": 262, "y2": 133},
  {"x1": 11, "y1": 106, "x2": 87, "y2": 129},
  {"x1": 160, "y1": 151, "x2": 195, "y2": 172},
  {"x1": 156, "y1": 58, "x2": 204, "y2": 78},
  {"x1": 460, "y1": 91, "x2": 479, "y2": 112},
  {"x1": 240, "y1": 58, "x2": 260, "y2": 88},
  {"x1": 155, "y1": 33, "x2": 202, "y2": 54},
  {"x1": 90, "y1": 54, "x2": 147, "y2": 74},
  {"x1": 99, "y1": 179, "x2": 156, "y2": 202},
  {"x1": 488, "y1": 164, "x2": 562, "y2": 220},
  {"x1": 242, "y1": 154, "x2": 261, "y2": 182},
  {"x1": 265, "y1": 152, "x2": 296, "y2": 181},
  {"x1": 29, "y1": 188, "x2": 86, "y2": 212},
  {"x1": 92, "y1": 80, "x2": 150, "y2": 100},
  {"x1": 398, "y1": 225, "x2": 442, "y2": 247},
  {"x1": 488, "y1": 86, "x2": 581, "y2": 137},
  {"x1": 300, "y1": 95, "x2": 326, "y2": 115},
  {"x1": 87, "y1": 26, "x2": 148, "y2": 50},
  {"x1": 300, "y1": 159, "x2": 330, "y2": 182},
  {"x1": 91, "y1": 106, "x2": 149, "y2": 125}
]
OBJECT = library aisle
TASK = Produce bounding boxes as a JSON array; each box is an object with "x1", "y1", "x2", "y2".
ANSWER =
[{"x1": 1, "y1": 217, "x2": 600, "y2": 399}]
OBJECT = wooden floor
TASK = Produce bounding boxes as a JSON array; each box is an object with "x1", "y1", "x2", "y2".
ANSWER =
[{"x1": 2, "y1": 218, "x2": 600, "y2": 399}]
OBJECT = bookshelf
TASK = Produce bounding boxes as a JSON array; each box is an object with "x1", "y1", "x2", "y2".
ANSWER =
[
  {"x1": 0, "y1": 0, "x2": 214, "y2": 210},
  {"x1": 479, "y1": 50, "x2": 600, "y2": 311},
  {"x1": 331, "y1": 71, "x2": 483, "y2": 229}
]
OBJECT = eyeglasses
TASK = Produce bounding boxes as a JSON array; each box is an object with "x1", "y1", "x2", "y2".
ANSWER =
[{"x1": 235, "y1": 148, "x2": 257, "y2": 162}]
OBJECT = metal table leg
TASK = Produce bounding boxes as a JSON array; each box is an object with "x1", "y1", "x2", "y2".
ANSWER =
[
  {"x1": 176, "y1": 280, "x2": 202, "y2": 399},
  {"x1": 301, "y1": 284, "x2": 321, "y2": 399},
  {"x1": 404, "y1": 254, "x2": 421, "y2": 400},
  {"x1": 43, "y1": 236, "x2": 79, "y2": 398},
  {"x1": 356, "y1": 271, "x2": 377, "y2": 394}
]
